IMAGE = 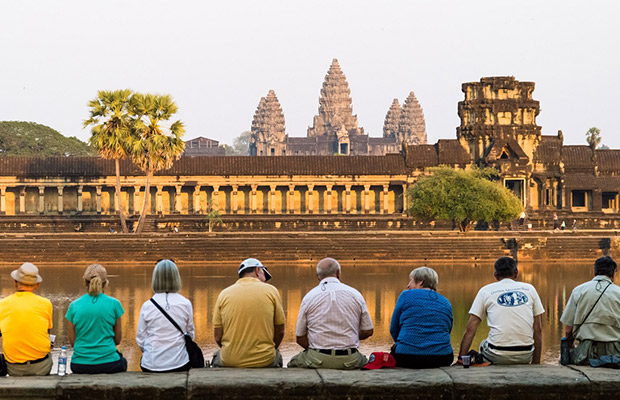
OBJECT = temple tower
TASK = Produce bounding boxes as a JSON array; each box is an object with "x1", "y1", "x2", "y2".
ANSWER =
[
  {"x1": 250, "y1": 90, "x2": 287, "y2": 156},
  {"x1": 457, "y1": 76, "x2": 541, "y2": 165},
  {"x1": 398, "y1": 92, "x2": 427, "y2": 145},
  {"x1": 383, "y1": 99, "x2": 402, "y2": 139},
  {"x1": 307, "y1": 59, "x2": 364, "y2": 155}
]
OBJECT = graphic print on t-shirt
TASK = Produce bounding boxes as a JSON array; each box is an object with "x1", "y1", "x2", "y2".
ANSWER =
[{"x1": 497, "y1": 291, "x2": 529, "y2": 307}]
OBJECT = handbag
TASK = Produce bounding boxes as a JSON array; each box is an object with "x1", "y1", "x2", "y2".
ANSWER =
[{"x1": 150, "y1": 298, "x2": 205, "y2": 368}]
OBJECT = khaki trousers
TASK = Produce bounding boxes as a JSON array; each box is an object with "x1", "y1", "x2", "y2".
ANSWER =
[
  {"x1": 7, "y1": 355, "x2": 53, "y2": 376},
  {"x1": 211, "y1": 349, "x2": 283, "y2": 368},
  {"x1": 480, "y1": 340, "x2": 533, "y2": 365},
  {"x1": 287, "y1": 348, "x2": 367, "y2": 370}
]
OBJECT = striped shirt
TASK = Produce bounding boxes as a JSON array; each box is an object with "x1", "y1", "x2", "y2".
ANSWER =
[{"x1": 295, "y1": 277, "x2": 373, "y2": 350}]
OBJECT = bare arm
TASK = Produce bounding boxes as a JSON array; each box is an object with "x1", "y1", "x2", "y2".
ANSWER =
[
  {"x1": 564, "y1": 325, "x2": 574, "y2": 346},
  {"x1": 459, "y1": 314, "x2": 482, "y2": 357},
  {"x1": 67, "y1": 321, "x2": 76, "y2": 347},
  {"x1": 296, "y1": 334, "x2": 309, "y2": 350},
  {"x1": 214, "y1": 327, "x2": 223, "y2": 347},
  {"x1": 359, "y1": 328, "x2": 373, "y2": 341},
  {"x1": 113, "y1": 317, "x2": 122, "y2": 345},
  {"x1": 274, "y1": 324, "x2": 285, "y2": 349},
  {"x1": 532, "y1": 314, "x2": 543, "y2": 364}
]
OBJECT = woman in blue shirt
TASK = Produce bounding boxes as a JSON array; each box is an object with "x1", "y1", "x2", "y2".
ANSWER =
[
  {"x1": 66, "y1": 264, "x2": 126, "y2": 374},
  {"x1": 390, "y1": 266, "x2": 453, "y2": 368}
]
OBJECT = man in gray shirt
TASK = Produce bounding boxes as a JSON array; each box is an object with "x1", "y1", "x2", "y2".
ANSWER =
[{"x1": 561, "y1": 256, "x2": 620, "y2": 365}]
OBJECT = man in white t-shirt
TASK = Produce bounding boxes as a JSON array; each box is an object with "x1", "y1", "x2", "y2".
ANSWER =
[
  {"x1": 287, "y1": 257, "x2": 374, "y2": 369},
  {"x1": 458, "y1": 257, "x2": 544, "y2": 364}
]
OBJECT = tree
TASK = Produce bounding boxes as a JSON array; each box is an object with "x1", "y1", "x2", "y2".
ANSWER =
[
  {"x1": 225, "y1": 131, "x2": 251, "y2": 155},
  {"x1": 84, "y1": 90, "x2": 134, "y2": 233},
  {"x1": 0, "y1": 121, "x2": 94, "y2": 156},
  {"x1": 586, "y1": 127, "x2": 601, "y2": 149},
  {"x1": 205, "y1": 200, "x2": 222, "y2": 233},
  {"x1": 129, "y1": 93, "x2": 185, "y2": 234},
  {"x1": 600, "y1": 144, "x2": 610, "y2": 150},
  {"x1": 407, "y1": 167, "x2": 523, "y2": 232}
]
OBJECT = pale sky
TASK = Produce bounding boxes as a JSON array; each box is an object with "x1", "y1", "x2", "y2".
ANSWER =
[{"x1": 2, "y1": 0, "x2": 619, "y2": 148}]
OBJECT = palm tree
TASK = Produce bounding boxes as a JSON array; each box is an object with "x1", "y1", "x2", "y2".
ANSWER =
[
  {"x1": 84, "y1": 90, "x2": 134, "y2": 233},
  {"x1": 129, "y1": 93, "x2": 185, "y2": 234},
  {"x1": 586, "y1": 127, "x2": 601, "y2": 149}
]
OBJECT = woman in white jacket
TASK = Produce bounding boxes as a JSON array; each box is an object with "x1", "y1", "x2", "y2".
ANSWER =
[{"x1": 136, "y1": 259, "x2": 195, "y2": 372}]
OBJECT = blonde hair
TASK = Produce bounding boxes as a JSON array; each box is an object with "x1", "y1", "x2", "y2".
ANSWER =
[
  {"x1": 410, "y1": 266, "x2": 439, "y2": 291},
  {"x1": 83, "y1": 264, "x2": 109, "y2": 297}
]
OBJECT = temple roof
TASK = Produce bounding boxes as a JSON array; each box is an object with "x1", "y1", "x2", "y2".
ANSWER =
[
  {"x1": 533, "y1": 136, "x2": 562, "y2": 164},
  {"x1": 0, "y1": 155, "x2": 408, "y2": 177},
  {"x1": 404, "y1": 140, "x2": 470, "y2": 168}
]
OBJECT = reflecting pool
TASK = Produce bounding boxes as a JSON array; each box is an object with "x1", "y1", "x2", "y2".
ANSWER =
[{"x1": 0, "y1": 261, "x2": 593, "y2": 370}]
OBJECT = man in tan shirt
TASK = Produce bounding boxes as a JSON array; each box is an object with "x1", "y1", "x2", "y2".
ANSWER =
[
  {"x1": 561, "y1": 256, "x2": 620, "y2": 365},
  {"x1": 212, "y1": 258, "x2": 285, "y2": 367}
]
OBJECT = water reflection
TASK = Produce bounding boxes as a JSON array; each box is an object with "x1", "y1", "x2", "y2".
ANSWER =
[{"x1": 0, "y1": 261, "x2": 594, "y2": 370}]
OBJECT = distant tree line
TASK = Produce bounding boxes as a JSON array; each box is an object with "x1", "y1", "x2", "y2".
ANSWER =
[{"x1": 0, "y1": 121, "x2": 94, "y2": 156}]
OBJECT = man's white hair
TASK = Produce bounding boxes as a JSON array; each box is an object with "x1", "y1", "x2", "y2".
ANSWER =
[{"x1": 316, "y1": 258, "x2": 341, "y2": 279}]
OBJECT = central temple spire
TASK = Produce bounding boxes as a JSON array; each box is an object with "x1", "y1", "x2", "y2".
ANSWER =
[{"x1": 307, "y1": 59, "x2": 364, "y2": 138}]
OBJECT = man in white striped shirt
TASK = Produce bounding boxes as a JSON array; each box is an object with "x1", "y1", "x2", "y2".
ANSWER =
[{"x1": 287, "y1": 258, "x2": 373, "y2": 369}]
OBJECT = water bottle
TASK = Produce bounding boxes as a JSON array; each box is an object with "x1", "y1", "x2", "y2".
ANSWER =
[
  {"x1": 58, "y1": 346, "x2": 67, "y2": 376},
  {"x1": 560, "y1": 337, "x2": 570, "y2": 365}
]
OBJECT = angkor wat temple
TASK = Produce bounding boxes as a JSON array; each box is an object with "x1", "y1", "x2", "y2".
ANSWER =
[
  {"x1": 249, "y1": 59, "x2": 427, "y2": 156},
  {"x1": 0, "y1": 75, "x2": 617, "y2": 227}
]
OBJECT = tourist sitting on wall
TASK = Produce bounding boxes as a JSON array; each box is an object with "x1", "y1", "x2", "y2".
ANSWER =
[
  {"x1": 0, "y1": 263, "x2": 53, "y2": 376},
  {"x1": 560, "y1": 256, "x2": 620, "y2": 365},
  {"x1": 66, "y1": 264, "x2": 127, "y2": 374},
  {"x1": 212, "y1": 258, "x2": 285, "y2": 367},
  {"x1": 136, "y1": 259, "x2": 195, "y2": 372},
  {"x1": 389, "y1": 267, "x2": 453, "y2": 368},
  {"x1": 288, "y1": 257, "x2": 373, "y2": 370},
  {"x1": 458, "y1": 257, "x2": 544, "y2": 365}
]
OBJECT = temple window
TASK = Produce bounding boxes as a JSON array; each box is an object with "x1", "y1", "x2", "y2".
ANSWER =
[{"x1": 602, "y1": 192, "x2": 618, "y2": 212}]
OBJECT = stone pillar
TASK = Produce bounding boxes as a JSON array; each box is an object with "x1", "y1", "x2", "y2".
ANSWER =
[
  {"x1": 326, "y1": 185, "x2": 333, "y2": 214},
  {"x1": 269, "y1": 185, "x2": 276, "y2": 214},
  {"x1": 402, "y1": 184, "x2": 408, "y2": 214},
  {"x1": 288, "y1": 185, "x2": 295, "y2": 214},
  {"x1": 156, "y1": 186, "x2": 163, "y2": 214},
  {"x1": 231, "y1": 185, "x2": 238, "y2": 214},
  {"x1": 307, "y1": 184, "x2": 314, "y2": 214},
  {"x1": 77, "y1": 185, "x2": 83, "y2": 213},
  {"x1": 38, "y1": 186, "x2": 45, "y2": 214},
  {"x1": 364, "y1": 185, "x2": 370, "y2": 214},
  {"x1": 212, "y1": 185, "x2": 220, "y2": 211},
  {"x1": 193, "y1": 185, "x2": 201, "y2": 214},
  {"x1": 345, "y1": 185, "x2": 352, "y2": 214},
  {"x1": 174, "y1": 185, "x2": 182, "y2": 214},
  {"x1": 383, "y1": 185, "x2": 389, "y2": 214},
  {"x1": 57, "y1": 186, "x2": 64, "y2": 214},
  {"x1": 133, "y1": 186, "x2": 141, "y2": 215},
  {"x1": 251, "y1": 185, "x2": 258, "y2": 214},
  {"x1": 0, "y1": 187, "x2": 6, "y2": 215},
  {"x1": 96, "y1": 186, "x2": 102, "y2": 214},
  {"x1": 19, "y1": 187, "x2": 26, "y2": 214}
]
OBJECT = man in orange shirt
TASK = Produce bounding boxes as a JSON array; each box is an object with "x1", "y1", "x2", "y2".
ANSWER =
[{"x1": 0, "y1": 263, "x2": 53, "y2": 376}]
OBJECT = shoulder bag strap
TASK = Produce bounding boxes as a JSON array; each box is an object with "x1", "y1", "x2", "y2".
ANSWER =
[
  {"x1": 150, "y1": 298, "x2": 185, "y2": 335},
  {"x1": 570, "y1": 280, "x2": 612, "y2": 340}
]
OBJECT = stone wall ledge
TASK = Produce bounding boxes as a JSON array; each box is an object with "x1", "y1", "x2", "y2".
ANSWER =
[{"x1": 1, "y1": 365, "x2": 618, "y2": 400}]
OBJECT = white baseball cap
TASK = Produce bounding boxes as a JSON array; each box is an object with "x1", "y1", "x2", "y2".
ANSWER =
[{"x1": 238, "y1": 258, "x2": 272, "y2": 281}]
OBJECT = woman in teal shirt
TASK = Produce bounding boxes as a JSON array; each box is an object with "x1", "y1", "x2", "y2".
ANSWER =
[{"x1": 66, "y1": 264, "x2": 126, "y2": 374}]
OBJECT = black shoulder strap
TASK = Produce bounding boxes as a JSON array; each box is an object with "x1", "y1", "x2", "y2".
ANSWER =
[
  {"x1": 150, "y1": 298, "x2": 184, "y2": 335},
  {"x1": 570, "y1": 280, "x2": 612, "y2": 340}
]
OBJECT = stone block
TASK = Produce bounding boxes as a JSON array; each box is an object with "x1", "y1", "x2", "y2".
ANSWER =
[
  {"x1": 0, "y1": 375, "x2": 58, "y2": 399},
  {"x1": 442, "y1": 365, "x2": 590, "y2": 400},
  {"x1": 569, "y1": 365, "x2": 620, "y2": 400},
  {"x1": 56, "y1": 372, "x2": 186, "y2": 400},
  {"x1": 188, "y1": 368, "x2": 323, "y2": 400},
  {"x1": 317, "y1": 369, "x2": 453, "y2": 400}
]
